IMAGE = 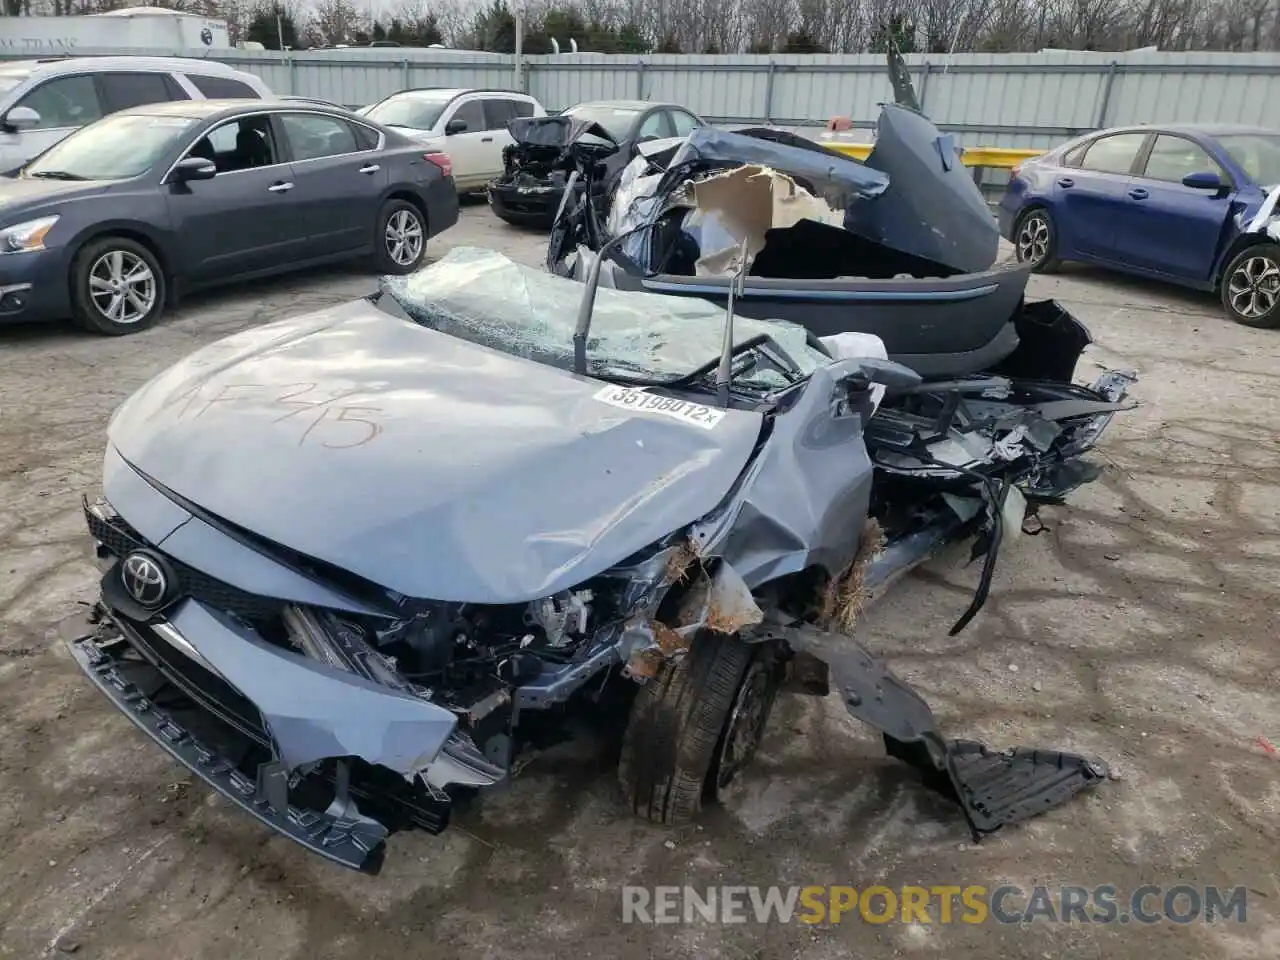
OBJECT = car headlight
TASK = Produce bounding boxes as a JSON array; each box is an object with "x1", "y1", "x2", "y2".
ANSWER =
[{"x1": 0, "y1": 215, "x2": 59, "y2": 253}]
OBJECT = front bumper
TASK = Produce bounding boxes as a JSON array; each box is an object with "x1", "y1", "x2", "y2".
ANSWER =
[
  {"x1": 0, "y1": 246, "x2": 71, "y2": 324},
  {"x1": 72, "y1": 497, "x2": 503, "y2": 871},
  {"x1": 69, "y1": 619, "x2": 433, "y2": 873},
  {"x1": 488, "y1": 180, "x2": 562, "y2": 227}
]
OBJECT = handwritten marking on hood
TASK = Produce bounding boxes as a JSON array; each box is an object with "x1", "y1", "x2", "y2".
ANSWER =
[
  {"x1": 161, "y1": 380, "x2": 386, "y2": 449},
  {"x1": 593, "y1": 385, "x2": 726, "y2": 430}
]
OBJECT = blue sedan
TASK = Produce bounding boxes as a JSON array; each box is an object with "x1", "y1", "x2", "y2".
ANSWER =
[{"x1": 998, "y1": 124, "x2": 1280, "y2": 328}]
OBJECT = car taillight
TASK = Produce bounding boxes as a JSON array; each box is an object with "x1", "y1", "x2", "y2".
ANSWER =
[{"x1": 425, "y1": 151, "x2": 452, "y2": 178}]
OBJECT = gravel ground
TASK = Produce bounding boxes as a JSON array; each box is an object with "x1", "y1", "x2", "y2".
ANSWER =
[{"x1": 1, "y1": 200, "x2": 1278, "y2": 960}]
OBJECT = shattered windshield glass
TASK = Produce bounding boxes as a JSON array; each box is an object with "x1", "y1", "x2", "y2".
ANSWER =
[{"x1": 380, "y1": 247, "x2": 830, "y2": 390}]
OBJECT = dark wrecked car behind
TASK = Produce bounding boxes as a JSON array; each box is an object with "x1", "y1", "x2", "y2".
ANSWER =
[
  {"x1": 489, "y1": 110, "x2": 692, "y2": 229},
  {"x1": 72, "y1": 248, "x2": 1133, "y2": 873}
]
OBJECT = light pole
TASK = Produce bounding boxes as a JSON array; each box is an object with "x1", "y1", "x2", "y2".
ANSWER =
[{"x1": 514, "y1": 3, "x2": 524, "y2": 92}]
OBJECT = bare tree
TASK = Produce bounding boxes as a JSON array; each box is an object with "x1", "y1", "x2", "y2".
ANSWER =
[
  {"x1": 309, "y1": 0, "x2": 365, "y2": 45},
  {"x1": 7, "y1": 0, "x2": 1280, "y2": 53}
]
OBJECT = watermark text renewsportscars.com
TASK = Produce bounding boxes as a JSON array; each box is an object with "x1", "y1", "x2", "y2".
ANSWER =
[{"x1": 621, "y1": 885, "x2": 1249, "y2": 925}]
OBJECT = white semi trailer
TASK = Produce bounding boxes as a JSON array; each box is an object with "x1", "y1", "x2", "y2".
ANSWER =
[{"x1": 0, "y1": 8, "x2": 230, "y2": 56}]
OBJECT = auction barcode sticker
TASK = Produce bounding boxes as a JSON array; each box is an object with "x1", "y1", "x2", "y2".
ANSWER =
[{"x1": 593, "y1": 385, "x2": 726, "y2": 430}]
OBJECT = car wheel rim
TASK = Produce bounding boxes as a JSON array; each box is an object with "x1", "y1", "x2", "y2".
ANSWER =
[
  {"x1": 715, "y1": 657, "x2": 773, "y2": 791},
  {"x1": 385, "y1": 209, "x2": 424, "y2": 267},
  {"x1": 1227, "y1": 255, "x2": 1280, "y2": 319},
  {"x1": 1017, "y1": 214, "x2": 1050, "y2": 264},
  {"x1": 89, "y1": 250, "x2": 156, "y2": 325}
]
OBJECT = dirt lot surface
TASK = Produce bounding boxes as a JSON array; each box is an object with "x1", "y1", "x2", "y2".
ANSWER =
[{"x1": 1, "y1": 201, "x2": 1277, "y2": 960}]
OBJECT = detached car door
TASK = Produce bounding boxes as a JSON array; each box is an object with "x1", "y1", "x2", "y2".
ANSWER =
[
  {"x1": 1110, "y1": 133, "x2": 1234, "y2": 282},
  {"x1": 164, "y1": 114, "x2": 304, "y2": 281},
  {"x1": 1055, "y1": 131, "x2": 1148, "y2": 261},
  {"x1": 276, "y1": 110, "x2": 386, "y2": 258}
]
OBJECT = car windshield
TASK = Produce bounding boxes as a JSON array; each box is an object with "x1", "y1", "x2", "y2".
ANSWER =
[
  {"x1": 379, "y1": 247, "x2": 828, "y2": 389},
  {"x1": 563, "y1": 104, "x2": 642, "y2": 140},
  {"x1": 365, "y1": 92, "x2": 449, "y2": 130},
  {"x1": 1217, "y1": 134, "x2": 1280, "y2": 187},
  {"x1": 24, "y1": 113, "x2": 197, "y2": 181}
]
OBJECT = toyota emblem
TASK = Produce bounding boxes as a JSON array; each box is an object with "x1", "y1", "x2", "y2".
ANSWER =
[{"x1": 121, "y1": 551, "x2": 169, "y2": 609}]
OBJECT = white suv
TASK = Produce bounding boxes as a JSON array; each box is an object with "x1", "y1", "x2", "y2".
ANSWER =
[
  {"x1": 0, "y1": 56, "x2": 273, "y2": 172},
  {"x1": 359, "y1": 88, "x2": 546, "y2": 191}
]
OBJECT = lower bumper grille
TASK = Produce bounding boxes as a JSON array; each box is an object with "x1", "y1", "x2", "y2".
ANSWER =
[
  {"x1": 70, "y1": 631, "x2": 391, "y2": 873},
  {"x1": 74, "y1": 610, "x2": 452, "y2": 871}
]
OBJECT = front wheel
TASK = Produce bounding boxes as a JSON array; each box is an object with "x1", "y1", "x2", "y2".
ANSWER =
[
  {"x1": 1013, "y1": 207, "x2": 1061, "y2": 274},
  {"x1": 70, "y1": 237, "x2": 166, "y2": 335},
  {"x1": 618, "y1": 631, "x2": 783, "y2": 825},
  {"x1": 375, "y1": 199, "x2": 428, "y2": 275},
  {"x1": 1221, "y1": 243, "x2": 1280, "y2": 328}
]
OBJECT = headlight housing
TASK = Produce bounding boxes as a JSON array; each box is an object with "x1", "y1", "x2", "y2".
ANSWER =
[{"x1": 0, "y1": 215, "x2": 59, "y2": 253}]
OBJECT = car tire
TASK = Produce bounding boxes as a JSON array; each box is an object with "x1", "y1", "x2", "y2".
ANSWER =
[
  {"x1": 1220, "y1": 243, "x2": 1280, "y2": 329},
  {"x1": 375, "y1": 199, "x2": 428, "y2": 275},
  {"x1": 1013, "y1": 207, "x2": 1061, "y2": 273},
  {"x1": 618, "y1": 630, "x2": 783, "y2": 825},
  {"x1": 69, "y1": 237, "x2": 166, "y2": 336}
]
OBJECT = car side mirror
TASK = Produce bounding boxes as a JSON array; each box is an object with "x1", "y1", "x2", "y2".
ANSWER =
[
  {"x1": 1182, "y1": 170, "x2": 1223, "y2": 191},
  {"x1": 830, "y1": 356, "x2": 923, "y2": 393},
  {"x1": 445, "y1": 118, "x2": 467, "y2": 135},
  {"x1": 3, "y1": 106, "x2": 40, "y2": 131},
  {"x1": 171, "y1": 156, "x2": 217, "y2": 182}
]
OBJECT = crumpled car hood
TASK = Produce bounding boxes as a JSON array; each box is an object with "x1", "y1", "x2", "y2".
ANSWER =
[
  {"x1": 106, "y1": 301, "x2": 763, "y2": 604},
  {"x1": 509, "y1": 115, "x2": 617, "y2": 150},
  {"x1": 664, "y1": 125, "x2": 891, "y2": 207}
]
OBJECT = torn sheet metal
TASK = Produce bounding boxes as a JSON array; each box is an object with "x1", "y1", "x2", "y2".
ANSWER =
[
  {"x1": 165, "y1": 598, "x2": 458, "y2": 776},
  {"x1": 684, "y1": 164, "x2": 844, "y2": 276},
  {"x1": 675, "y1": 561, "x2": 764, "y2": 636},
  {"x1": 663, "y1": 125, "x2": 890, "y2": 208},
  {"x1": 844, "y1": 103, "x2": 999, "y2": 274},
  {"x1": 607, "y1": 152, "x2": 670, "y2": 240},
  {"x1": 508, "y1": 115, "x2": 617, "y2": 151},
  {"x1": 624, "y1": 559, "x2": 764, "y2": 677}
]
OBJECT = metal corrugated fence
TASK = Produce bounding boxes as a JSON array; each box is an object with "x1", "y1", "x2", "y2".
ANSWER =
[{"x1": 5, "y1": 47, "x2": 1280, "y2": 150}]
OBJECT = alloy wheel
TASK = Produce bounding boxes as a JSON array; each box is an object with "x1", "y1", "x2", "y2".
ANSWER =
[
  {"x1": 385, "y1": 209, "x2": 424, "y2": 267},
  {"x1": 1016, "y1": 213, "x2": 1050, "y2": 265},
  {"x1": 1227, "y1": 255, "x2": 1280, "y2": 319},
  {"x1": 88, "y1": 250, "x2": 157, "y2": 326}
]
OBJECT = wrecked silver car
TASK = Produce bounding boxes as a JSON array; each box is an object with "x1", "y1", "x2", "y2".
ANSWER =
[
  {"x1": 546, "y1": 58, "x2": 1032, "y2": 376},
  {"x1": 71, "y1": 246, "x2": 1134, "y2": 873}
]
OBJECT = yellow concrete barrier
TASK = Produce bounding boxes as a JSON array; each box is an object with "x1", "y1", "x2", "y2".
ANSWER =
[{"x1": 823, "y1": 142, "x2": 1044, "y2": 170}]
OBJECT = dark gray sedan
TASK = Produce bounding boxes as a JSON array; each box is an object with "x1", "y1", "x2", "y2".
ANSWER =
[{"x1": 0, "y1": 99, "x2": 459, "y2": 335}]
